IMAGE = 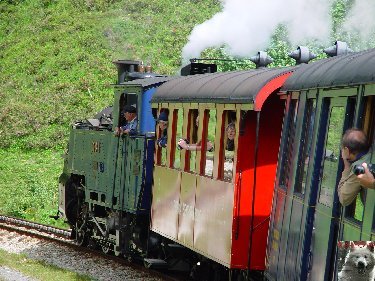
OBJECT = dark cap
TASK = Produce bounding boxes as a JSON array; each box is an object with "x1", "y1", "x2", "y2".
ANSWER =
[
  {"x1": 157, "y1": 111, "x2": 168, "y2": 122},
  {"x1": 122, "y1": 105, "x2": 136, "y2": 114}
]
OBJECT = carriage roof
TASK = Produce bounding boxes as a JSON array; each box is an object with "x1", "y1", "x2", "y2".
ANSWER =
[
  {"x1": 282, "y1": 48, "x2": 375, "y2": 91},
  {"x1": 151, "y1": 67, "x2": 295, "y2": 106}
]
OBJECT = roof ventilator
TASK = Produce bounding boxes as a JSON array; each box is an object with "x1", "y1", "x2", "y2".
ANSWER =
[
  {"x1": 289, "y1": 46, "x2": 317, "y2": 65},
  {"x1": 324, "y1": 41, "x2": 353, "y2": 57},
  {"x1": 250, "y1": 51, "x2": 273, "y2": 68}
]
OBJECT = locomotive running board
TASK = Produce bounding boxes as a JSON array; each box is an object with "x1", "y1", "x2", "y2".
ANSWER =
[{"x1": 144, "y1": 258, "x2": 168, "y2": 269}]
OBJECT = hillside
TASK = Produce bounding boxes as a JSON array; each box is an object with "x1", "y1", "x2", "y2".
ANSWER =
[{"x1": 0, "y1": 0, "x2": 221, "y2": 150}]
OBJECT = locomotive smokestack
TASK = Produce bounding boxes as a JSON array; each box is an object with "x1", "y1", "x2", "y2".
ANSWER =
[
  {"x1": 250, "y1": 51, "x2": 273, "y2": 68},
  {"x1": 180, "y1": 59, "x2": 218, "y2": 76},
  {"x1": 113, "y1": 60, "x2": 141, "y2": 84},
  {"x1": 289, "y1": 46, "x2": 317, "y2": 65},
  {"x1": 324, "y1": 41, "x2": 353, "y2": 57}
]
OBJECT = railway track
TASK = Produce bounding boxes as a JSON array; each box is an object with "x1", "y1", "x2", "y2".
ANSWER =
[
  {"x1": 0, "y1": 215, "x2": 72, "y2": 242},
  {"x1": 0, "y1": 215, "x2": 184, "y2": 281}
]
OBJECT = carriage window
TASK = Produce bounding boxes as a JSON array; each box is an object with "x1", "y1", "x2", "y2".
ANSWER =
[
  {"x1": 345, "y1": 97, "x2": 374, "y2": 222},
  {"x1": 173, "y1": 109, "x2": 183, "y2": 169},
  {"x1": 279, "y1": 98, "x2": 299, "y2": 188},
  {"x1": 156, "y1": 108, "x2": 168, "y2": 166},
  {"x1": 220, "y1": 111, "x2": 237, "y2": 181},
  {"x1": 318, "y1": 106, "x2": 345, "y2": 207},
  {"x1": 294, "y1": 100, "x2": 316, "y2": 195},
  {"x1": 201, "y1": 109, "x2": 216, "y2": 177},
  {"x1": 186, "y1": 109, "x2": 199, "y2": 173}
]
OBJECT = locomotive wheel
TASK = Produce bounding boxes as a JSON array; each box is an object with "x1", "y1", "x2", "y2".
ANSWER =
[
  {"x1": 101, "y1": 242, "x2": 113, "y2": 255},
  {"x1": 75, "y1": 204, "x2": 89, "y2": 246},
  {"x1": 231, "y1": 269, "x2": 247, "y2": 281},
  {"x1": 76, "y1": 220, "x2": 88, "y2": 247}
]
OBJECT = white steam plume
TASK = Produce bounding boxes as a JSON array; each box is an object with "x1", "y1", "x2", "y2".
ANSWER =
[
  {"x1": 182, "y1": 0, "x2": 333, "y2": 62},
  {"x1": 342, "y1": 0, "x2": 375, "y2": 39}
]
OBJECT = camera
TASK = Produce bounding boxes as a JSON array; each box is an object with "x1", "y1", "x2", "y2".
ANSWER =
[{"x1": 353, "y1": 163, "x2": 375, "y2": 176}]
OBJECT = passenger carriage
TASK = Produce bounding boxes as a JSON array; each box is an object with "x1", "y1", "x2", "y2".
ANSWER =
[
  {"x1": 266, "y1": 48, "x2": 375, "y2": 281},
  {"x1": 149, "y1": 66, "x2": 296, "y2": 277}
]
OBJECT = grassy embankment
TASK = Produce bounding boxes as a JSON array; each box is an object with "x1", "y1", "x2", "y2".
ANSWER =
[
  {"x1": 0, "y1": 0, "x2": 221, "y2": 226},
  {"x1": 0, "y1": 249, "x2": 91, "y2": 281}
]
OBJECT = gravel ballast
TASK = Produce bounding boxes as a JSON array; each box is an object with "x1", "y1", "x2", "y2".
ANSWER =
[{"x1": 0, "y1": 229, "x2": 164, "y2": 281}]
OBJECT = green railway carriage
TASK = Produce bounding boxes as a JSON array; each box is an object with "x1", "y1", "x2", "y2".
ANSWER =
[{"x1": 266, "y1": 48, "x2": 375, "y2": 281}]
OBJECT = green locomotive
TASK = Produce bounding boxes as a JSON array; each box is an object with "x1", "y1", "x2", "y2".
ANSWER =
[{"x1": 58, "y1": 60, "x2": 172, "y2": 256}]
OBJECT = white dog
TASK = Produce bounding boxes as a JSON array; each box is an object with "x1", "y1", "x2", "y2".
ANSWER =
[{"x1": 338, "y1": 242, "x2": 375, "y2": 281}]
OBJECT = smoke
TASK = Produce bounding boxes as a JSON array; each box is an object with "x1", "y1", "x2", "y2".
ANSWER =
[
  {"x1": 182, "y1": 0, "x2": 375, "y2": 62},
  {"x1": 182, "y1": 0, "x2": 332, "y2": 62},
  {"x1": 342, "y1": 0, "x2": 375, "y2": 39}
]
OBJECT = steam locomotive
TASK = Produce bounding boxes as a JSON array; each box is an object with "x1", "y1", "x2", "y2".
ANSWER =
[{"x1": 58, "y1": 42, "x2": 375, "y2": 280}]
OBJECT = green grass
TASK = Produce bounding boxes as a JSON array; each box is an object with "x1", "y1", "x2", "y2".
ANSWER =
[
  {"x1": 0, "y1": 148, "x2": 67, "y2": 228},
  {"x1": 0, "y1": 249, "x2": 91, "y2": 281},
  {"x1": 0, "y1": 0, "x2": 221, "y2": 150}
]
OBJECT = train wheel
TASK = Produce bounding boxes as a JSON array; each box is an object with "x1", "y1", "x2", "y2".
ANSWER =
[
  {"x1": 75, "y1": 204, "x2": 89, "y2": 246},
  {"x1": 101, "y1": 242, "x2": 112, "y2": 255},
  {"x1": 76, "y1": 220, "x2": 88, "y2": 246},
  {"x1": 232, "y1": 270, "x2": 247, "y2": 281}
]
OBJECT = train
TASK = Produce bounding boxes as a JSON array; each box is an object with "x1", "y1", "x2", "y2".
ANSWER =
[{"x1": 57, "y1": 42, "x2": 375, "y2": 281}]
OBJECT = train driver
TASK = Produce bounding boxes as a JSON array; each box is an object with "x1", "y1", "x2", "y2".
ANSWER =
[
  {"x1": 156, "y1": 111, "x2": 168, "y2": 148},
  {"x1": 338, "y1": 128, "x2": 372, "y2": 206},
  {"x1": 114, "y1": 105, "x2": 138, "y2": 136},
  {"x1": 177, "y1": 115, "x2": 213, "y2": 152}
]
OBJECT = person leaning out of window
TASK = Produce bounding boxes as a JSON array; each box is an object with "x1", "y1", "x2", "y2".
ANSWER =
[
  {"x1": 338, "y1": 128, "x2": 373, "y2": 206},
  {"x1": 115, "y1": 105, "x2": 138, "y2": 136},
  {"x1": 156, "y1": 111, "x2": 168, "y2": 148},
  {"x1": 177, "y1": 115, "x2": 213, "y2": 152}
]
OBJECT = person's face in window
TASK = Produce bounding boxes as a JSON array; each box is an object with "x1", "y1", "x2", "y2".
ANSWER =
[
  {"x1": 158, "y1": 120, "x2": 168, "y2": 130},
  {"x1": 124, "y1": 112, "x2": 136, "y2": 122},
  {"x1": 227, "y1": 127, "x2": 235, "y2": 140}
]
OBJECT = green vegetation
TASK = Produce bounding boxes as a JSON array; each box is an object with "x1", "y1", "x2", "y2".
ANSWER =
[
  {"x1": 0, "y1": 148, "x2": 66, "y2": 227},
  {"x1": 0, "y1": 0, "x2": 221, "y2": 150},
  {"x1": 0, "y1": 0, "x2": 220, "y2": 223},
  {"x1": 0, "y1": 249, "x2": 91, "y2": 281}
]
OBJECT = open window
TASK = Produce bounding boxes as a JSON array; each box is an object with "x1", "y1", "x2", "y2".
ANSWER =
[
  {"x1": 156, "y1": 108, "x2": 169, "y2": 166},
  {"x1": 118, "y1": 93, "x2": 137, "y2": 128},
  {"x1": 172, "y1": 109, "x2": 184, "y2": 169},
  {"x1": 345, "y1": 96, "x2": 375, "y2": 222},
  {"x1": 201, "y1": 109, "x2": 216, "y2": 177},
  {"x1": 185, "y1": 109, "x2": 199, "y2": 173},
  {"x1": 218, "y1": 110, "x2": 237, "y2": 181}
]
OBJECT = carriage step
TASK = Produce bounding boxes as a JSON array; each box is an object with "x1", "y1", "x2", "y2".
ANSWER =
[
  {"x1": 144, "y1": 258, "x2": 168, "y2": 269},
  {"x1": 167, "y1": 243, "x2": 186, "y2": 256}
]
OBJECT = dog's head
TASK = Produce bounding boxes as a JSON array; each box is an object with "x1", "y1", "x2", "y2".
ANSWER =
[{"x1": 345, "y1": 241, "x2": 375, "y2": 275}]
